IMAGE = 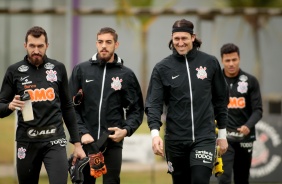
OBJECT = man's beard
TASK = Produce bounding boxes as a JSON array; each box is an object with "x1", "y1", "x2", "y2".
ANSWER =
[
  {"x1": 98, "y1": 50, "x2": 114, "y2": 62},
  {"x1": 28, "y1": 53, "x2": 44, "y2": 66}
]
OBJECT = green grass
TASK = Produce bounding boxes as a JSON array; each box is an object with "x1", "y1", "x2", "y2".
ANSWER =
[
  {"x1": 0, "y1": 114, "x2": 15, "y2": 163},
  {"x1": 0, "y1": 169, "x2": 173, "y2": 184}
]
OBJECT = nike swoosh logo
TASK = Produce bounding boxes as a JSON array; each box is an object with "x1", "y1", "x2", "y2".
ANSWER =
[
  {"x1": 20, "y1": 76, "x2": 29, "y2": 81},
  {"x1": 203, "y1": 160, "x2": 211, "y2": 163},
  {"x1": 86, "y1": 79, "x2": 94, "y2": 83},
  {"x1": 172, "y1": 75, "x2": 179, "y2": 79}
]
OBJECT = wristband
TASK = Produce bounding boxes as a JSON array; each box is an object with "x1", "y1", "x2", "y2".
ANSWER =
[
  {"x1": 151, "y1": 129, "x2": 159, "y2": 138},
  {"x1": 218, "y1": 128, "x2": 227, "y2": 139}
]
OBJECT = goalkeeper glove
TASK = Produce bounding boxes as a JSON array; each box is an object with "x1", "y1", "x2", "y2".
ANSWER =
[
  {"x1": 89, "y1": 152, "x2": 107, "y2": 178},
  {"x1": 68, "y1": 155, "x2": 90, "y2": 184}
]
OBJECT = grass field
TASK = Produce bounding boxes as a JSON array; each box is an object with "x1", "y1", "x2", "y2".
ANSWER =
[
  {"x1": 0, "y1": 114, "x2": 15, "y2": 163},
  {"x1": 0, "y1": 169, "x2": 173, "y2": 184}
]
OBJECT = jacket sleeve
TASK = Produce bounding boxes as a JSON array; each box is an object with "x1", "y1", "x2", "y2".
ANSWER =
[
  {"x1": 122, "y1": 71, "x2": 144, "y2": 136},
  {"x1": 58, "y1": 63, "x2": 80, "y2": 143},
  {"x1": 245, "y1": 76, "x2": 263, "y2": 128},
  {"x1": 68, "y1": 65, "x2": 90, "y2": 136},
  {"x1": 145, "y1": 67, "x2": 164, "y2": 131},
  {"x1": 0, "y1": 66, "x2": 16, "y2": 118},
  {"x1": 212, "y1": 59, "x2": 229, "y2": 129}
]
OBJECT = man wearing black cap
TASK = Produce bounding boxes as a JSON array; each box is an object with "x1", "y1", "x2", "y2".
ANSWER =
[{"x1": 145, "y1": 19, "x2": 229, "y2": 184}]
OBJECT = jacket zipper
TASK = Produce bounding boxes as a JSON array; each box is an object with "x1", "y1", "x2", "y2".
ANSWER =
[
  {"x1": 184, "y1": 55, "x2": 195, "y2": 142},
  {"x1": 98, "y1": 64, "x2": 107, "y2": 139}
]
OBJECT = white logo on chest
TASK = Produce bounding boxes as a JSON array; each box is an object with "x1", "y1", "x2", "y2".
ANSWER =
[
  {"x1": 111, "y1": 77, "x2": 123, "y2": 91},
  {"x1": 196, "y1": 66, "x2": 207, "y2": 80}
]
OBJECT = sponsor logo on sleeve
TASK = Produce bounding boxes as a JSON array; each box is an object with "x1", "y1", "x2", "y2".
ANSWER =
[
  {"x1": 44, "y1": 62, "x2": 55, "y2": 70},
  {"x1": 18, "y1": 65, "x2": 29, "y2": 72}
]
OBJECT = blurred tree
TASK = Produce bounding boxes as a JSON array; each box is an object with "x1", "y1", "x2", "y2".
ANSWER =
[
  {"x1": 219, "y1": 0, "x2": 282, "y2": 84},
  {"x1": 114, "y1": 0, "x2": 177, "y2": 99}
]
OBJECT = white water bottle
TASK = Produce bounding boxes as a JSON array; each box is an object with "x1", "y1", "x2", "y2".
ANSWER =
[{"x1": 21, "y1": 92, "x2": 34, "y2": 122}]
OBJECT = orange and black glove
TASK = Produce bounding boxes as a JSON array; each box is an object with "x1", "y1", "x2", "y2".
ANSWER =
[{"x1": 89, "y1": 152, "x2": 107, "y2": 178}]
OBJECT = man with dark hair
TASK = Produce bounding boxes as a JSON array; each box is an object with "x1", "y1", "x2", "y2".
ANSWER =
[
  {"x1": 0, "y1": 26, "x2": 86, "y2": 184},
  {"x1": 145, "y1": 19, "x2": 229, "y2": 184},
  {"x1": 217, "y1": 43, "x2": 263, "y2": 184},
  {"x1": 69, "y1": 27, "x2": 144, "y2": 184}
]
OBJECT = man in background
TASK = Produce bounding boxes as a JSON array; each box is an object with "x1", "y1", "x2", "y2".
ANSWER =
[{"x1": 218, "y1": 43, "x2": 263, "y2": 184}]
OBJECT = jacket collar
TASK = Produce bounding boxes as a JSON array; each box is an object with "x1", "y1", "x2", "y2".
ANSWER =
[
  {"x1": 172, "y1": 47, "x2": 198, "y2": 60},
  {"x1": 90, "y1": 53, "x2": 123, "y2": 67}
]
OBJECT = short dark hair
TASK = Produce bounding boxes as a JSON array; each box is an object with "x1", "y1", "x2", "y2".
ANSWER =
[
  {"x1": 25, "y1": 26, "x2": 48, "y2": 44},
  {"x1": 169, "y1": 19, "x2": 202, "y2": 50},
  {"x1": 97, "y1": 27, "x2": 118, "y2": 42},
  {"x1": 220, "y1": 43, "x2": 240, "y2": 57}
]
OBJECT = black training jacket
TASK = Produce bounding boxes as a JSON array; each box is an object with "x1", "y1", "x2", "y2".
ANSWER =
[
  {"x1": 145, "y1": 48, "x2": 228, "y2": 141},
  {"x1": 0, "y1": 55, "x2": 80, "y2": 143},
  {"x1": 69, "y1": 53, "x2": 144, "y2": 141},
  {"x1": 224, "y1": 69, "x2": 263, "y2": 142}
]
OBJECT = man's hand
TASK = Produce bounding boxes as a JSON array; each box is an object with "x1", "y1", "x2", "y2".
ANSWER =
[
  {"x1": 81, "y1": 133, "x2": 95, "y2": 145},
  {"x1": 216, "y1": 139, "x2": 228, "y2": 156},
  {"x1": 68, "y1": 154, "x2": 89, "y2": 184},
  {"x1": 108, "y1": 127, "x2": 127, "y2": 142},
  {"x1": 152, "y1": 136, "x2": 164, "y2": 157},
  {"x1": 72, "y1": 143, "x2": 87, "y2": 165},
  {"x1": 237, "y1": 125, "x2": 250, "y2": 136},
  {"x1": 8, "y1": 95, "x2": 25, "y2": 111}
]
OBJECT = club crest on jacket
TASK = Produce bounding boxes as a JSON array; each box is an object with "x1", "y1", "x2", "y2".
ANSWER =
[
  {"x1": 237, "y1": 75, "x2": 248, "y2": 94},
  {"x1": 196, "y1": 66, "x2": 207, "y2": 80},
  {"x1": 111, "y1": 77, "x2": 123, "y2": 91},
  {"x1": 46, "y1": 70, "x2": 57, "y2": 82}
]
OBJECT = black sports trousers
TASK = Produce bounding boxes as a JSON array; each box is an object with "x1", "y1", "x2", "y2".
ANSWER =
[
  {"x1": 16, "y1": 140, "x2": 68, "y2": 184},
  {"x1": 217, "y1": 141, "x2": 253, "y2": 184}
]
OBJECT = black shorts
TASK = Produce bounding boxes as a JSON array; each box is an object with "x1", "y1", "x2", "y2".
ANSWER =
[{"x1": 165, "y1": 137, "x2": 216, "y2": 172}]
